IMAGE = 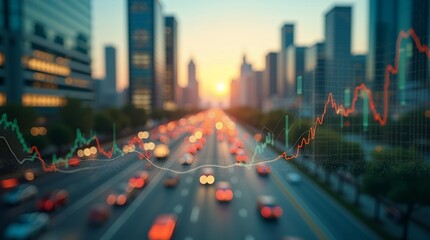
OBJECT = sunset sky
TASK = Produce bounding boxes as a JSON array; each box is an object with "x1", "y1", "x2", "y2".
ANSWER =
[{"x1": 92, "y1": 0, "x2": 367, "y2": 105}]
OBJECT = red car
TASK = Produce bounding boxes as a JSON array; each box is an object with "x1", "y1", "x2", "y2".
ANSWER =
[
  {"x1": 257, "y1": 195, "x2": 283, "y2": 219},
  {"x1": 37, "y1": 190, "x2": 69, "y2": 212},
  {"x1": 256, "y1": 164, "x2": 271, "y2": 176},
  {"x1": 163, "y1": 173, "x2": 179, "y2": 188},
  {"x1": 148, "y1": 214, "x2": 177, "y2": 240},
  {"x1": 235, "y1": 150, "x2": 248, "y2": 163},
  {"x1": 129, "y1": 171, "x2": 150, "y2": 189},
  {"x1": 188, "y1": 145, "x2": 198, "y2": 155},
  {"x1": 215, "y1": 182, "x2": 233, "y2": 202}
]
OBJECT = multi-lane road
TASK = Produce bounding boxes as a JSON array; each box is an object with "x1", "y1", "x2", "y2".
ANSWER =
[{"x1": 0, "y1": 110, "x2": 379, "y2": 240}]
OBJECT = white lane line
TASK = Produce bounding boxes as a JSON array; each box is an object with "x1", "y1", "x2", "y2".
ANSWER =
[
  {"x1": 190, "y1": 207, "x2": 200, "y2": 223},
  {"x1": 239, "y1": 208, "x2": 248, "y2": 218},
  {"x1": 174, "y1": 204, "x2": 183, "y2": 214},
  {"x1": 185, "y1": 176, "x2": 193, "y2": 184},
  {"x1": 235, "y1": 190, "x2": 242, "y2": 198},
  {"x1": 53, "y1": 161, "x2": 137, "y2": 224},
  {"x1": 230, "y1": 177, "x2": 238, "y2": 184},
  {"x1": 100, "y1": 162, "x2": 170, "y2": 240},
  {"x1": 245, "y1": 235, "x2": 255, "y2": 240},
  {"x1": 181, "y1": 188, "x2": 189, "y2": 197}
]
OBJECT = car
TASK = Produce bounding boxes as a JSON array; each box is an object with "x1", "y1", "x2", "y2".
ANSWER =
[
  {"x1": 163, "y1": 173, "x2": 179, "y2": 188},
  {"x1": 106, "y1": 183, "x2": 136, "y2": 207},
  {"x1": 148, "y1": 214, "x2": 177, "y2": 240},
  {"x1": 36, "y1": 190, "x2": 69, "y2": 212},
  {"x1": 153, "y1": 144, "x2": 170, "y2": 160},
  {"x1": 2, "y1": 184, "x2": 38, "y2": 205},
  {"x1": 88, "y1": 204, "x2": 111, "y2": 227},
  {"x1": 199, "y1": 167, "x2": 215, "y2": 185},
  {"x1": 235, "y1": 151, "x2": 248, "y2": 163},
  {"x1": 129, "y1": 171, "x2": 150, "y2": 189},
  {"x1": 229, "y1": 147, "x2": 238, "y2": 155},
  {"x1": 286, "y1": 172, "x2": 301, "y2": 184},
  {"x1": 195, "y1": 141, "x2": 203, "y2": 150},
  {"x1": 179, "y1": 153, "x2": 193, "y2": 165},
  {"x1": 4, "y1": 212, "x2": 49, "y2": 240},
  {"x1": 215, "y1": 182, "x2": 233, "y2": 202},
  {"x1": 69, "y1": 157, "x2": 80, "y2": 166},
  {"x1": 188, "y1": 145, "x2": 198, "y2": 155},
  {"x1": 256, "y1": 164, "x2": 271, "y2": 176},
  {"x1": 257, "y1": 195, "x2": 283, "y2": 219}
]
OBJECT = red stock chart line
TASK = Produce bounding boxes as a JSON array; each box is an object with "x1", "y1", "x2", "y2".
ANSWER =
[{"x1": 277, "y1": 28, "x2": 430, "y2": 161}]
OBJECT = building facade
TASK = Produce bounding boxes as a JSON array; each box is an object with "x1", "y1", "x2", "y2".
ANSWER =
[
  {"x1": 127, "y1": 0, "x2": 165, "y2": 112},
  {"x1": 264, "y1": 52, "x2": 278, "y2": 99},
  {"x1": 278, "y1": 24, "x2": 294, "y2": 98},
  {"x1": 304, "y1": 43, "x2": 326, "y2": 115},
  {"x1": 324, "y1": 6, "x2": 352, "y2": 104},
  {"x1": 0, "y1": 0, "x2": 92, "y2": 108},
  {"x1": 164, "y1": 16, "x2": 177, "y2": 110}
]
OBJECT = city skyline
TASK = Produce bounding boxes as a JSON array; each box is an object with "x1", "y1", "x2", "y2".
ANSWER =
[{"x1": 92, "y1": 0, "x2": 367, "y2": 105}]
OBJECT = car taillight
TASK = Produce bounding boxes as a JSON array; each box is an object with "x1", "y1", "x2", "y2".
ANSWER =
[
  {"x1": 106, "y1": 194, "x2": 116, "y2": 205},
  {"x1": 44, "y1": 200, "x2": 54, "y2": 211},
  {"x1": 273, "y1": 206, "x2": 283, "y2": 217},
  {"x1": 116, "y1": 194, "x2": 127, "y2": 206},
  {"x1": 261, "y1": 206, "x2": 272, "y2": 218}
]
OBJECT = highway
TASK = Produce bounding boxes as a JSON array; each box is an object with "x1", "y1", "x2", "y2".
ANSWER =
[{"x1": 0, "y1": 110, "x2": 379, "y2": 240}]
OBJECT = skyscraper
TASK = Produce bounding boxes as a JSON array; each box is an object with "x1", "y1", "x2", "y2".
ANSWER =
[
  {"x1": 230, "y1": 78, "x2": 239, "y2": 107},
  {"x1": 183, "y1": 59, "x2": 199, "y2": 108},
  {"x1": 0, "y1": 0, "x2": 92, "y2": 108},
  {"x1": 238, "y1": 55, "x2": 253, "y2": 106},
  {"x1": 128, "y1": 0, "x2": 165, "y2": 112},
  {"x1": 164, "y1": 16, "x2": 178, "y2": 110},
  {"x1": 305, "y1": 43, "x2": 326, "y2": 115},
  {"x1": 278, "y1": 24, "x2": 295, "y2": 98},
  {"x1": 324, "y1": 6, "x2": 352, "y2": 104},
  {"x1": 286, "y1": 46, "x2": 306, "y2": 109},
  {"x1": 264, "y1": 52, "x2": 278, "y2": 99},
  {"x1": 99, "y1": 46, "x2": 118, "y2": 108}
]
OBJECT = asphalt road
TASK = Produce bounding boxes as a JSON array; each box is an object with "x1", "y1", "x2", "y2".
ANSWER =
[{"x1": 0, "y1": 111, "x2": 379, "y2": 240}]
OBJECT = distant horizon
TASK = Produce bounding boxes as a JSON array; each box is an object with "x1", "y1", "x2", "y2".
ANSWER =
[{"x1": 92, "y1": 0, "x2": 367, "y2": 105}]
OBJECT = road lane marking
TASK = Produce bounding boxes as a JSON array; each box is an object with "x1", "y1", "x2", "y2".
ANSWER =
[
  {"x1": 235, "y1": 190, "x2": 242, "y2": 198},
  {"x1": 190, "y1": 207, "x2": 200, "y2": 223},
  {"x1": 174, "y1": 204, "x2": 183, "y2": 214},
  {"x1": 245, "y1": 235, "x2": 255, "y2": 240},
  {"x1": 239, "y1": 208, "x2": 248, "y2": 218},
  {"x1": 181, "y1": 188, "x2": 189, "y2": 197},
  {"x1": 186, "y1": 176, "x2": 193, "y2": 183},
  {"x1": 271, "y1": 172, "x2": 331, "y2": 240},
  {"x1": 230, "y1": 177, "x2": 238, "y2": 184}
]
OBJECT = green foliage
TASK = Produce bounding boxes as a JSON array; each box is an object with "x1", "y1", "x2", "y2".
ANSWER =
[
  {"x1": 0, "y1": 104, "x2": 38, "y2": 135},
  {"x1": 343, "y1": 141, "x2": 366, "y2": 177},
  {"x1": 94, "y1": 112, "x2": 113, "y2": 134},
  {"x1": 59, "y1": 98, "x2": 94, "y2": 134},
  {"x1": 48, "y1": 123, "x2": 73, "y2": 150},
  {"x1": 122, "y1": 104, "x2": 147, "y2": 128}
]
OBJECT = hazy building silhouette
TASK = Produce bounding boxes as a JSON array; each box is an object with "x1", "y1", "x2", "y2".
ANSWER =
[
  {"x1": 238, "y1": 55, "x2": 253, "y2": 106},
  {"x1": 305, "y1": 43, "x2": 326, "y2": 115},
  {"x1": 164, "y1": 16, "x2": 178, "y2": 110},
  {"x1": 286, "y1": 46, "x2": 306, "y2": 110},
  {"x1": 278, "y1": 24, "x2": 295, "y2": 98},
  {"x1": 264, "y1": 52, "x2": 278, "y2": 99},
  {"x1": 183, "y1": 59, "x2": 199, "y2": 108},
  {"x1": 0, "y1": 0, "x2": 92, "y2": 107},
  {"x1": 325, "y1": 6, "x2": 352, "y2": 105},
  {"x1": 127, "y1": 0, "x2": 165, "y2": 112},
  {"x1": 230, "y1": 78, "x2": 240, "y2": 107},
  {"x1": 97, "y1": 46, "x2": 118, "y2": 108}
]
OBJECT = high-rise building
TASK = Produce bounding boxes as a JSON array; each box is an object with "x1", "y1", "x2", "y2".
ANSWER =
[
  {"x1": 253, "y1": 71, "x2": 264, "y2": 110},
  {"x1": 230, "y1": 78, "x2": 239, "y2": 107},
  {"x1": 0, "y1": 0, "x2": 92, "y2": 108},
  {"x1": 367, "y1": 0, "x2": 429, "y2": 112},
  {"x1": 324, "y1": 6, "x2": 352, "y2": 104},
  {"x1": 128, "y1": 0, "x2": 165, "y2": 112},
  {"x1": 183, "y1": 59, "x2": 199, "y2": 108},
  {"x1": 164, "y1": 16, "x2": 177, "y2": 110},
  {"x1": 278, "y1": 24, "x2": 295, "y2": 98},
  {"x1": 238, "y1": 55, "x2": 252, "y2": 106},
  {"x1": 264, "y1": 52, "x2": 278, "y2": 99},
  {"x1": 98, "y1": 46, "x2": 118, "y2": 108},
  {"x1": 352, "y1": 55, "x2": 366, "y2": 87},
  {"x1": 305, "y1": 43, "x2": 326, "y2": 115},
  {"x1": 286, "y1": 46, "x2": 306, "y2": 101}
]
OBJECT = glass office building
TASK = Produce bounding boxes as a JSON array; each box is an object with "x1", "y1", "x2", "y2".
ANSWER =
[
  {"x1": 0, "y1": 0, "x2": 92, "y2": 108},
  {"x1": 128, "y1": 0, "x2": 165, "y2": 112},
  {"x1": 164, "y1": 16, "x2": 177, "y2": 110}
]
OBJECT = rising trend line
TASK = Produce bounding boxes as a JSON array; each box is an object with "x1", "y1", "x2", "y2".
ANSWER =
[{"x1": 250, "y1": 28, "x2": 430, "y2": 164}]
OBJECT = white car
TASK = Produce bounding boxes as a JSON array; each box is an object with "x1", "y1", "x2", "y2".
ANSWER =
[
  {"x1": 4, "y1": 213, "x2": 49, "y2": 240},
  {"x1": 2, "y1": 184, "x2": 38, "y2": 205},
  {"x1": 179, "y1": 153, "x2": 193, "y2": 165}
]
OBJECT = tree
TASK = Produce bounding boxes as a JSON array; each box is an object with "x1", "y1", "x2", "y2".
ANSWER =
[
  {"x1": 48, "y1": 124, "x2": 73, "y2": 152},
  {"x1": 122, "y1": 104, "x2": 147, "y2": 129},
  {"x1": 94, "y1": 112, "x2": 113, "y2": 135},
  {"x1": 0, "y1": 104, "x2": 38, "y2": 135},
  {"x1": 59, "y1": 98, "x2": 94, "y2": 134},
  {"x1": 313, "y1": 128, "x2": 343, "y2": 185},
  {"x1": 344, "y1": 141, "x2": 366, "y2": 204}
]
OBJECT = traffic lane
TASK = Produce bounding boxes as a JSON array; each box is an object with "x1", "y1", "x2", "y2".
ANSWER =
[
  {"x1": 97, "y1": 132, "x2": 209, "y2": 240},
  {"x1": 237, "y1": 125, "x2": 378, "y2": 240},
  {"x1": 218, "y1": 140, "x2": 318, "y2": 240}
]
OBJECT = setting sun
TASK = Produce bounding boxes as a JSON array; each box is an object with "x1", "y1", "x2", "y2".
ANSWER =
[{"x1": 215, "y1": 82, "x2": 227, "y2": 95}]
